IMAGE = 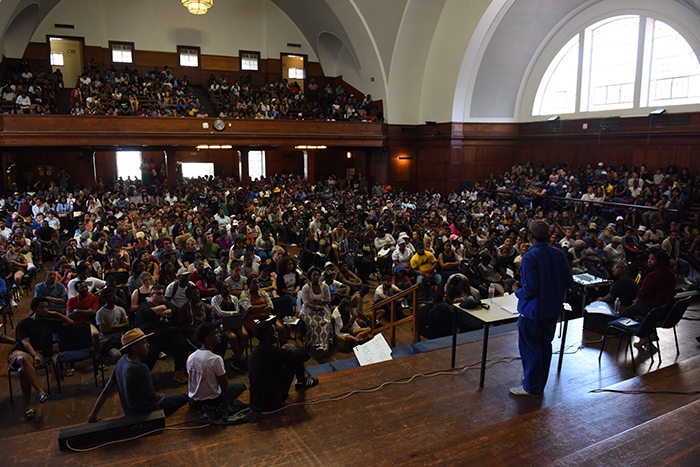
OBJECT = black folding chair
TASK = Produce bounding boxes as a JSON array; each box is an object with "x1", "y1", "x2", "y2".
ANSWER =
[
  {"x1": 598, "y1": 305, "x2": 667, "y2": 372},
  {"x1": 55, "y1": 323, "x2": 105, "y2": 390},
  {"x1": 8, "y1": 358, "x2": 56, "y2": 404},
  {"x1": 658, "y1": 297, "x2": 692, "y2": 356}
]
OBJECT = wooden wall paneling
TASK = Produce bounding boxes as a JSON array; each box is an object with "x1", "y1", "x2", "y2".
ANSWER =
[
  {"x1": 94, "y1": 151, "x2": 117, "y2": 184},
  {"x1": 265, "y1": 149, "x2": 304, "y2": 179}
]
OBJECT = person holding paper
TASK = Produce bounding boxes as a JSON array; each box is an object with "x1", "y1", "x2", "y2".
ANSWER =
[
  {"x1": 511, "y1": 220, "x2": 573, "y2": 397},
  {"x1": 594, "y1": 261, "x2": 638, "y2": 309}
]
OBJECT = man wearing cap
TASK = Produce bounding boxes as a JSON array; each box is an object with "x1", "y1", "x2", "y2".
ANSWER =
[
  {"x1": 511, "y1": 220, "x2": 573, "y2": 397},
  {"x1": 165, "y1": 267, "x2": 197, "y2": 308},
  {"x1": 248, "y1": 316, "x2": 318, "y2": 412},
  {"x1": 392, "y1": 237, "x2": 414, "y2": 274},
  {"x1": 605, "y1": 236, "x2": 625, "y2": 263},
  {"x1": 135, "y1": 284, "x2": 190, "y2": 383},
  {"x1": 88, "y1": 327, "x2": 188, "y2": 422},
  {"x1": 186, "y1": 322, "x2": 247, "y2": 410},
  {"x1": 594, "y1": 261, "x2": 639, "y2": 310}
]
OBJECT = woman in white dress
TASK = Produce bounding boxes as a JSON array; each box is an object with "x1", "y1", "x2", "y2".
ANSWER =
[{"x1": 300, "y1": 267, "x2": 332, "y2": 352}]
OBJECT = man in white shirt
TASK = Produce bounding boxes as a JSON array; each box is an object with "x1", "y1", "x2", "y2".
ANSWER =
[
  {"x1": 67, "y1": 263, "x2": 107, "y2": 299},
  {"x1": 165, "y1": 268, "x2": 196, "y2": 308},
  {"x1": 15, "y1": 91, "x2": 31, "y2": 113},
  {"x1": 186, "y1": 322, "x2": 247, "y2": 410}
]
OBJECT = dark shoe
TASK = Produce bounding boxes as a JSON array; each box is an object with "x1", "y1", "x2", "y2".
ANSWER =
[
  {"x1": 24, "y1": 408, "x2": 37, "y2": 420},
  {"x1": 295, "y1": 376, "x2": 319, "y2": 390},
  {"x1": 39, "y1": 393, "x2": 50, "y2": 404}
]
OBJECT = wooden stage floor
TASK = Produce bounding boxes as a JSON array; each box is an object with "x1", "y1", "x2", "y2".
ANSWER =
[{"x1": 4, "y1": 311, "x2": 700, "y2": 466}]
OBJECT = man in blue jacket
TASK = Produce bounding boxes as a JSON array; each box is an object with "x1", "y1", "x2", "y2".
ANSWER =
[{"x1": 511, "y1": 220, "x2": 573, "y2": 397}]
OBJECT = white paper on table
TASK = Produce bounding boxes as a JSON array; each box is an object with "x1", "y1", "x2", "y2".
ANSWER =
[
  {"x1": 353, "y1": 333, "x2": 393, "y2": 366},
  {"x1": 584, "y1": 301, "x2": 615, "y2": 316},
  {"x1": 498, "y1": 293, "x2": 520, "y2": 314}
]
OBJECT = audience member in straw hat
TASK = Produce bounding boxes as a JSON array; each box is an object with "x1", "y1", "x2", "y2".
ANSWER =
[{"x1": 88, "y1": 327, "x2": 188, "y2": 422}]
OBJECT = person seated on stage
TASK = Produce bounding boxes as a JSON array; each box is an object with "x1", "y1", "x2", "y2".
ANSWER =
[
  {"x1": 134, "y1": 284, "x2": 190, "y2": 384},
  {"x1": 8, "y1": 297, "x2": 73, "y2": 420},
  {"x1": 33, "y1": 269, "x2": 68, "y2": 312},
  {"x1": 594, "y1": 261, "x2": 639, "y2": 311},
  {"x1": 96, "y1": 287, "x2": 130, "y2": 363},
  {"x1": 411, "y1": 242, "x2": 442, "y2": 289},
  {"x1": 88, "y1": 328, "x2": 189, "y2": 423},
  {"x1": 186, "y1": 322, "x2": 247, "y2": 410},
  {"x1": 248, "y1": 316, "x2": 318, "y2": 412},
  {"x1": 620, "y1": 250, "x2": 676, "y2": 352},
  {"x1": 427, "y1": 287, "x2": 465, "y2": 339}
]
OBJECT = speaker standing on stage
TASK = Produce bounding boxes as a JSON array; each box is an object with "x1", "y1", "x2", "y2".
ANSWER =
[{"x1": 511, "y1": 220, "x2": 573, "y2": 397}]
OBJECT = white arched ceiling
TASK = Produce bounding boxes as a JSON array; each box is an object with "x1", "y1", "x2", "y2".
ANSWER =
[
  {"x1": 454, "y1": 0, "x2": 700, "y2": 122},
  {"x1": 0, "y1": 0, "x2": 59, "y2": 58},
  {"x1": 459, "y1": 0, "x2": 592, "y2": 122},
  {"x1": 316, "y1": 32, "x2": 362, "y2": 89}
]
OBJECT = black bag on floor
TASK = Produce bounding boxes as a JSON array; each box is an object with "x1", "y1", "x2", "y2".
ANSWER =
[{"x1": 197, "y1": 399, "x2": 258, "y2": 425}]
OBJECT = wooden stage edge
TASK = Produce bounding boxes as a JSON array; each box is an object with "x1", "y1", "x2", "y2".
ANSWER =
[{"x1": 5, "y1": 317, "x2": 700, "y2": 467}]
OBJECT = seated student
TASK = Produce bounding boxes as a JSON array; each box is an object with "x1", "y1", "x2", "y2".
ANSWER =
[
  {"x1": 96, "y1": 287, "x2": 130, "y2": 363},
  {"x1": 594, "y1": 260, "x2": 639, "y2": 310},
  {"x1": 186, "y1": 322, "x2": 247, "y2": 410},
  {"x1": 248, "y1": 316, "x2": 318, "y2": 412},
  {"x1": 239, "y1": 276, "x2": 286, "y2": 342},
  {"x1": 88, "y1": 328, "x2": 188, "y2": 422},
  {"x1": 374, "y1": 274, "x2": 405, "y2": 320},
  {"x1": 427, "y1": 286, "x2": 465, "y2": 339},
  {"x1": 33, "y1": 269, "x2": 68, "y2": 312},
  {"x1": 67, "y1": 262, "x2": 107, "y2": 299},
  {"x1": 134, "y1": 284, "x2": 190, "y2": 384},
  {"x1": 331, "y1": 298, "x2": 371, "y2": 348},
  {"x1": 8, "y1": 297, "x2": 74, "y2": 420},
  {"x1": 411, "y1": 241, "x2": 442, "y2": 289},
  {"x1": 65, "y1": 280, "x2": 102, "y2": 375}
]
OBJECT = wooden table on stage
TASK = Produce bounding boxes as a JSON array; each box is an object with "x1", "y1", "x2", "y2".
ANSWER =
[{"x1": 456, "y1": 295, "x2": 519, "y2": 388}]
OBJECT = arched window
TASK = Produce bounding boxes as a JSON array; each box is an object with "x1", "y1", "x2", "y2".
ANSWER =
[{"x1": 532, "y1": 15, "x2": 700, "y2": 116}]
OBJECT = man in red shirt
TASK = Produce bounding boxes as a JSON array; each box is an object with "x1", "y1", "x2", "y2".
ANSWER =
[{"x1": 66, "y1": 281, "x2": 102, "y2": 374}]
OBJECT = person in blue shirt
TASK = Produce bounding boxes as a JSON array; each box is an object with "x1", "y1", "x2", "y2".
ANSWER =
[
  {"x1": 33, "y1": 269, "x2": 68, "y2": 311},
  {"x1": 511, "y1": 220, "x2": 573, "y2": 397}
]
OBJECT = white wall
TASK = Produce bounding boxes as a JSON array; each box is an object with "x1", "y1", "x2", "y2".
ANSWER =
[{"x1": 30, "y1": 0, "x2": 316, "y2": 61}]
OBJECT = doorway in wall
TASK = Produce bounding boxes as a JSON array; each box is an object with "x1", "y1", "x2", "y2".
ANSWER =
[{"x1": 48, "y1": 36, "x2": 83, "y2": 89}]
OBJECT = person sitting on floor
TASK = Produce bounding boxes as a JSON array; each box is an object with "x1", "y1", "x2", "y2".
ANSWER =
[
  {"x1": 186, "y1": 322, "x2": 247, "y2": 410},
  {"x1": 8, "y1": 297, "x2": 73, "y2": 420},
  {"x1": 248, "y1": 316, "x2": 318, "y2": 412},
  {"x1": 88, "y1": 328, "x2": 188, "y2": 422}
]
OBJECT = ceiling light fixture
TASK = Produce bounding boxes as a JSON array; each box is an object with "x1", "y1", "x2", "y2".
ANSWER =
[
  {"x1": 295, "y1": 145, "x2": 327, "y2": 150},
  {"x1": 182, "y1": 0, "x2": 213, "y2": 15}
]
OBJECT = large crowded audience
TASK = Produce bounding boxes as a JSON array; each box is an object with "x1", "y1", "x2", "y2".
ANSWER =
[
  {"x1": 2, "y1": 158, "x2": 699, "y2": 421},
  {"x1": 1, "y1": 61, "x2": 383, "y2": 122}
]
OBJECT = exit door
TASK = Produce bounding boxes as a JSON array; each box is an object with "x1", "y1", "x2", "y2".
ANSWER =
[{"x1": 49, "y1": 37, "x2": 83, "y2": 88}]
